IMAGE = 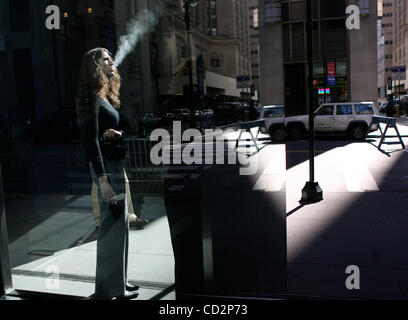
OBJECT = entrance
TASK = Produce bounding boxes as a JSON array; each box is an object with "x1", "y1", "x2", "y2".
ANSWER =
[{"x1": 284, "y1": 63, "x2": 306, "y2": 115}]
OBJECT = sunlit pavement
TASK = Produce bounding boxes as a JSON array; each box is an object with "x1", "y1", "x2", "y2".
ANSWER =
[
  {"x1": 6, "y1": 193, "x2": 175, "y2": 300},
  {"x1": 5, "y1": 118, "x2": 408, "y2": 299},
  {"x1": 285, "y1": 118, "x2": 408, "y2": 299}
]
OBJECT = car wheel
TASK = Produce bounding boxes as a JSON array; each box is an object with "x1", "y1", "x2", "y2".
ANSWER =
[
  {"x1": 269, "y1": 127, "x2": 287, "y2": 142},
  {"x1": 287, "y1": 125, "x2": 303, "y2": 140},
  {"x1": 350, "y1": 125, "x2": 367, "y2": 140}
]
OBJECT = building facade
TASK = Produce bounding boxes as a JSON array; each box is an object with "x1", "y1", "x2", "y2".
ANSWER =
[
  {"x1": 258, "y1": 0, "x2": 378, "y2": 114},
  {"x1": 391, "y1": 0, "x2": 408, "y2": 98},
  {"x1": 157, "y1": 0, "x2": 253, "y2": 111},
  {"x1": 378, "y1": 0, "x2": 394, "y2": 98},
  {"x1": 249, "y1": 0, "x2": 261, "y2": 101}
]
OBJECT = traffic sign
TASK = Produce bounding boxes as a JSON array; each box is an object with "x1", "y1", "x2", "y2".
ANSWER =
[
  {"x1": 237, "y1": 75, "x2": 251, "y2": 89},
  {"x1": 392, "y1": 66, "x2": 406, "y2": 81}
]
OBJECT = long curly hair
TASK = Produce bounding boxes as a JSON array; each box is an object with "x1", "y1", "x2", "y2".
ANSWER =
[{"x1": 76, "y1": 48, "x2": 121, "y2": 118}]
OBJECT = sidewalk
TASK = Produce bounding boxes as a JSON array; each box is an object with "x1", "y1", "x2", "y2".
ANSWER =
[
  {"x1": 5, "y1": 121, "x2": 408, "y2": 299},
  {"x1": 6, "y1": 193, "x2": 175, "y2": 300},
  {"x1": 286, "y1": 119, "x2": 408, "y2": 299}
]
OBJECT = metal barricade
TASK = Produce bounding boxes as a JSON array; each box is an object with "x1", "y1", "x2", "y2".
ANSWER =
[
  {"x1": 125, "y1": 138, "x2": 165, "y2": 185},
  {"x1": 234, "y1": 119, "x2": 269, "y2": 151},
  {"x1": 66, "y1": 139, "x2": 165, "y2": 194},
  {"x1": 366, "y1": 116, "x2": 406, "y2": 151}
]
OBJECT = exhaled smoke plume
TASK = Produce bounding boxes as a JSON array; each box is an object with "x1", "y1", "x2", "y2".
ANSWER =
[{"x1": 114, "y1": 8, "x2": 159, "y2": 67}]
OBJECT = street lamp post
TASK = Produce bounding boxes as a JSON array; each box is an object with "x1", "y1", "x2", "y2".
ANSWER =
[
  {"x1": 301, "y1": 0, "x2": 323, "y2": 203},
  {"x1": 184, "y1": 0, "x2": 198, "y2": 128}
]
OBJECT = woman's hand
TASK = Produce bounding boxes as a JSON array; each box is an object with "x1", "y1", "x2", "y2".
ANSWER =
[
  {"x1": 98, "y1": 176, "x2": 116, "y2": 203},
  {"x1": 103, "y1": 129, "x2": 123, "y2": 141}
]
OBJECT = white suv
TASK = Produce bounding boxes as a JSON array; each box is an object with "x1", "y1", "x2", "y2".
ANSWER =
[{"x1": 261, "y1": 102, "x2": 379, "y2": 141}]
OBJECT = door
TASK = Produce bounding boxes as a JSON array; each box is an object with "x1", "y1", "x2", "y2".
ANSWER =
[
  {"x1": 335, "y1": 104, "x2": 354, "y2": 131},
  {"x1": 315, "y1": 105, "x2": 335, "y2": 131}
]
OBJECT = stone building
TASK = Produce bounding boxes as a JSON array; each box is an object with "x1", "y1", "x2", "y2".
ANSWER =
[{"x1": 258, "y1": 0, "x2": 378, "y2": 114}]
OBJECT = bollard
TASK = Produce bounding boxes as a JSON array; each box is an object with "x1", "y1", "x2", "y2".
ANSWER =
[{"x1": 396, "y1": 105, "x2": 400, "y2": 117}]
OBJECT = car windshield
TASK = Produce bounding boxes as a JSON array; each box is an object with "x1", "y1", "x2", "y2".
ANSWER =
[
  {"x1": 263, "y1": 107, "x2": 284, "y2": 117},
  {"x1": 355, "y1": 104, "x2": 374, "y2": 114}
]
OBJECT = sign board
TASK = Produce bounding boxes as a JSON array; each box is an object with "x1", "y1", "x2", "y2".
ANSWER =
[
  {"x1": 392, "y1": 66, "x2": 406, "y2": 81},
  {"x1": 237, "y1": 75, "x2": 251, "y2": 89},
  {"x1": 318, "y1": 88, "x2": 331, "y2": 95},
  {"x1": 327, "y1": 62, "x2": 336, "y2": 86}
]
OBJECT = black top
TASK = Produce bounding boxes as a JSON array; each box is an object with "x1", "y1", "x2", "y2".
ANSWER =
[{"x1": 79, "y1": 93, "x2": 134, "y2": 178}]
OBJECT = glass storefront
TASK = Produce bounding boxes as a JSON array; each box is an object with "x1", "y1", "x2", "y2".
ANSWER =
[
  {"x1": 0, "y1": 0, "x2": 287, "y2": 301},
  {"x1": 313, "y1": 60, "x2": 348, "y2": 107}
]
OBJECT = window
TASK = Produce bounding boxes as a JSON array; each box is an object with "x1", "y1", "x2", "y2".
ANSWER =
[
  {"x1": 321, "y1": 20, "x2": 347, "y2": 59},
  {"x1": 265, "y1": 2, "x2": 282, "y2": 23},
  {"x1": 10, "y1": 0, "x2": 30, "y2": 32},
  {"x1": 264, "y1": 107, "x2": 284, "y2": 118},
  {"x1": 336, "y1": 105, "x2": 353, "y2": 115},
  {"x1": 211, "y1": 59, "x2": 220, "y2": 67},
  {"x1": 320, "y1": 0, "x2": 346, "y2": 18},
  {"x1": 355, "y1": 104, "x2": 374, "y2": 114},
  {"x1": 316, "y1": 105, "x2": 334, "y2": 116},
  {"x1": 253, "y1": 8, "x2": 259, "y2": 28}
]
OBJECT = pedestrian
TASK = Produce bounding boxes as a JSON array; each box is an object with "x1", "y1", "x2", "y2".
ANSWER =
[
  {"x1": 386, "y1": 94, "x2": 394, "y2": 118},
  {"x1": 76, "y1": 47, "x2": 139, "y2": 300}
]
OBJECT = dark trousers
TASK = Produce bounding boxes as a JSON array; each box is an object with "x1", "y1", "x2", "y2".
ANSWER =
[{"x1": 91, "y1": 159, "x2": 129, "y2": 299}]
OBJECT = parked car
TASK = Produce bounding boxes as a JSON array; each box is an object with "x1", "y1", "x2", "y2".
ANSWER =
[
  {"x1": 165, "y1": 108, "x2": 192, "y2": 123},
  {"x1": 379, "y1": 99, "x2": 400, "y2": 114},
  {"x1": 194, "y1": 108, "x2": 215, "y2": 128},
  {"x1": 139, "y1": 112, "x2": 161, "y2": 129},
  {"x1": 213, "y1": 102, "x2": 244, "y2": 124},
  {"x1": 20, "y1": 110, "x2": 78, "y2": 145},
  {"x1": 260, "y1": 102, "x2": 379, "y2": 141},
  {"x1": 243, "y1": 104, "x2": 260, "y2": 121},
  {"x1": 399, "y1": 95, "x2": 408, "y2": 115},
  {"x1": 202, "y1": 109, "x2": 214, "y2": 116},
  {"x1": 379, "y1": 101, "x2": 388, "y2": 113}
]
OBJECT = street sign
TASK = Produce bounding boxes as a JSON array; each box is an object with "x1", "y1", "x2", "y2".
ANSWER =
[
  {"x1": 327, "y1": 61, "x2": 336, "y2": 86},
  {"x1": 392, "y1": 66, "x2": 406, "y2": 81},
  {"x1": 237, "y1": 75, "x2": 251, "y2": 89}
]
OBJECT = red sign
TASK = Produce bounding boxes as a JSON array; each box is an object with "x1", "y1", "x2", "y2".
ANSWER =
[{"x1": 327, "y1": 62, "x2": 336, "y2": 76}]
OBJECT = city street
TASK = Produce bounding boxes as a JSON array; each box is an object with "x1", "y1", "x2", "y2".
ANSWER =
[{"x1": 3, "y1": 118, "x2": 408, "y2": 299}]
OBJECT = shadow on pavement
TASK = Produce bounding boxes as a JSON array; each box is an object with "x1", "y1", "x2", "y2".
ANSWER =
[{"x1": 286, "y1": 147, "x2": 408, "y2": 299}]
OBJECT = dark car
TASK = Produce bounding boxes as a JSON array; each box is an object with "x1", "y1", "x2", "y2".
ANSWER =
[
  {"x1": 164, "y1": 108, "x2": 191, "y2": 124},
  {"x1": 399, "y1": 95, "x2": 408, "y2": 115},
  {"x1": 379, "y1": 99, "x2": 400, "y2": 115},
  {"x1": 213, "y1": 102, "x2": 244, "y2": 124},
  {"x1": 20, "y1": 110, "x2": 78, "y2": 145},
  {"x1": 243, "y1": 104, "x2": 260, "y2": 121},
  {"x1": 139, "y1": 112, "x2": 161, "y2": 129},
  {"x1": 194, "y1": 109, "x2": 215, "y2": 128}
]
